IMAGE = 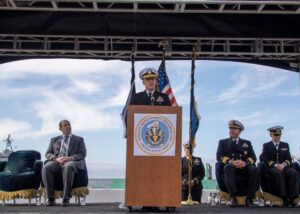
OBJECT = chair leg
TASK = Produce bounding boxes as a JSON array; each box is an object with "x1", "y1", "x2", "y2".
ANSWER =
[
  {"x1": 75, "y1": 196, "x2": 80, "y2": 205},
  {"x1": 36, "y1": 195, "x2": 41, "y2": 206},
  {"x1": 80, "y1": 197, "x2": 86, "y2": 206},
  {"x1": 43, "y1": 193, "x2": 46, "y2": 206},
  {"x1": 13, "y1": 199, "x2": 16, "y2": 205},
  {"x1": 28, "y1": 198, "x2": 31, "y2": 205}
]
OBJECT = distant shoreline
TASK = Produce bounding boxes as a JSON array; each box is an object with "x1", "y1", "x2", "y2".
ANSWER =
[{"x1": 88, "y1": 178, "x2": 217, "y2": 190}]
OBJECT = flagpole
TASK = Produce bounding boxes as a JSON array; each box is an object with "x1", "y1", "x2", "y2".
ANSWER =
[
  {"x1": 121, "y1": 47, "x2": 136, "y2": 138},
  {"x1": 156, "y1": 46, "x2": 166, "y2": 92},
  {"x1": 183, "y1": 46, "x2": 199, "y2": 205},
  {"x1": 130, "y1": 46, "x2": 136, "y2": 86}
]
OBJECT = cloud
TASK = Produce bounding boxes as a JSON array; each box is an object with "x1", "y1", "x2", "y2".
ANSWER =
[
  {"x1": 215, "y1": 64, "x2": 291, "y2": 104},
  {"x1": 277, "y1": 88, "x2": 299, "y2": 97},
  {"x1": 207, "y1": 109, "x2": 300, "y2": 128},
  {"x1": 32, "y1": 90, "x2": 122, "y2": 136},
  {"x1": 71, "y1": 78, "x2": 100, "y2": 95},
  {"x1": 0, "y1": 59, "x2": 135, "y2": 138},
  {"x1": 0, "y1": 59, "x2": 131, "y2": 81},
  {"x1": 103, "y1": 84, "x2": 131, "y2": 107},
  {"x1": 0, "y1": 118, "x2": 33, "y2": 140}
]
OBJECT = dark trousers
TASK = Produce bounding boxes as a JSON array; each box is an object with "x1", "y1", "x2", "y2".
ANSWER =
[
  {"x1": 268, "y1": 167, "x2": 299, "y2": 199},
  {"x1": 224, "y1": 164, "x2": 259, "y2": 199},
  {"x1": 42, "y1": 161, "x2": 78, "y2": 200},
  {"x1": 181, "y1": 188, "x2": 202, "y2": 203}
]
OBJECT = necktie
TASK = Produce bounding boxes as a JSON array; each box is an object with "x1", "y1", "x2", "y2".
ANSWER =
[
  {"x1": 275, "y1": 143, "x2": 279, "y2": 150},
  {"x1": 149, "y1": 93, "x2": 155, "y2": 105},
  {"x1": 59, "y1": 136, "x2": 69, "y2": 157}
]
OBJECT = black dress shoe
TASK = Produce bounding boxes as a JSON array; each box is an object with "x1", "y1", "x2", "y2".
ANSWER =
[
  {"x1": 230, "y1": 197, "x2": 237, "y2": 207},
  {"x1": 46, "y1": 199, "x2": 56, "y2": 206},
  {"x1": 62, "y1": 199, "x2": 70, "y2": 206},
  {"x1": 283, "y1": 199, "x2": 290, "y2": 207},
  {"x1": 246, "y1": 198, "x2": 254, "y2": 207},
  {"x1": 141, "y1": 206, "x2": 153, "y2": 211},
  {"x1": 289, "y1": 198, "x2": 298, "y2": 208},
  {"x1": 152, "y1": 207, "x2": 159, "y2": 211}
]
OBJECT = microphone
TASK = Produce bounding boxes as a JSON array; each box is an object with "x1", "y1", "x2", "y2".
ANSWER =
[{"x1": 150, "y1": 96, "x2": 155, "y2": 106}]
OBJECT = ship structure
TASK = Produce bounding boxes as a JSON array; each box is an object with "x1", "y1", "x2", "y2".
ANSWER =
[{"x1": 0, "y1": 134, "x2": 14, "y2": 161}]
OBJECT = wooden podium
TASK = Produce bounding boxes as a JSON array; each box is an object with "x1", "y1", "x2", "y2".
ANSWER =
[{"x1": 125, "y1": 105, "x2": 182, "y2": 209}]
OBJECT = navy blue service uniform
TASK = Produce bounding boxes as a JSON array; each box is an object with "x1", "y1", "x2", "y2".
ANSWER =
[
  {"x1": 181, "y1": 156, "x2": 205, "y2": 203},
  {"x1": 217, "y1": 138, "x2": 259, "y2": 199},
  {"x1": 260, "y1": 126, "x2": 299, "y2": 203},
  {"x1": 216, "y1": 120, "x2": 259, "y2": 203},
  {"x1": 130, "y1": 90, "x2": 171, "y2": 106},
  {"x1": 129, "y1": 67, "x2": 171, "y2": 106}
]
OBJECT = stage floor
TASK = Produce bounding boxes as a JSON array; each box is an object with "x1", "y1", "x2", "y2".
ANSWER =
[{"x1": 0, "y1": 203, "x2": 299, "y2": 213}]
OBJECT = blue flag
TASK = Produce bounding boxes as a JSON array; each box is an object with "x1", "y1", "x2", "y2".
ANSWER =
[{"x1": 189, "y1": 55, "x2": 201, "y2": 154}]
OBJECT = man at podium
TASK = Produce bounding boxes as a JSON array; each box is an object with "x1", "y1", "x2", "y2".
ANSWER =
[
  {"x1": 130, "y1": 68, "x2": 171, "y2": 106},
  {"x1": 127, "y1": 68, "x2": 172, "y2": 211}
]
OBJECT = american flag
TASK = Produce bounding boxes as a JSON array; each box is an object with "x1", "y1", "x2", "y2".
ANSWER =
[{"x1": 157, "y1": 57, "x2": 178, "y2": 106}]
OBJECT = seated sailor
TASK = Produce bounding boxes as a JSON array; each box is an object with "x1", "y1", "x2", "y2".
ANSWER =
[
  {"x1": 260, "y1": 126, "x2": 299, "y2": 207},
  {"x1": 216, "y1": 120, "x2": 259, "y2": 207}
]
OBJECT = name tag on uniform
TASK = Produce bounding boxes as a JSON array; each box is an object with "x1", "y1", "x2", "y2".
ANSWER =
[{"x1": 281, "y1": 148, "x2": 288, "y2": 151}]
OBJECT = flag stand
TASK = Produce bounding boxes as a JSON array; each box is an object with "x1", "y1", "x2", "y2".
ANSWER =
[{"x1": 182, "y1": 47, "x2": 199, "y2": 205}]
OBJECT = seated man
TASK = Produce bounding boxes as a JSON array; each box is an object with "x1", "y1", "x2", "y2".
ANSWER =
[
  {"x1": 42, "y1": 120, "x2": 87, "y2": 206},
  {"x1": 130, "y1": 67, "x2": 171, "y2": 106},
  {"x1": 182, "y1": 142, "x2": 205, "y2": 203},
  {"x1": 216, "y1": 120, "x2": 259, "y2": 207},
  {"x1": 260, "y1": 126, "x2": 299, "y2": 207}
]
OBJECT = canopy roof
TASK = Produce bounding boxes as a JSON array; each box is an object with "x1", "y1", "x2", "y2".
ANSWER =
[{"x1": 0, "y1": 0, "x2": 300, "y2": 72}]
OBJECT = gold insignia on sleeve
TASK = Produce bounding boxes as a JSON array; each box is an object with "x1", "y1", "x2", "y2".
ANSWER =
[
  {"x1": 284, "y1": 160, "x2": 291, "y2": 166},
  {"x1": 247, "y1": 158, "x2": 254, "y2": 165},
  {"x1": 221, "y1": 156, "x2": 230, "y2": 164}
]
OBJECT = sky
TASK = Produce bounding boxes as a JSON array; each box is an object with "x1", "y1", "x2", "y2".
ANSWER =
[{"x1": 0, "y1": 59, "x2": 299, "y2": 178}]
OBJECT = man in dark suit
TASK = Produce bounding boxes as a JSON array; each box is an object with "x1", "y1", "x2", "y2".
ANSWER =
[
  {"x1": 42, "y1": 120, "x2": 87, "y2": 206},
  {"x1": 182, "y1": 142, "x2": 205, "y2": 203},
  {"x1": 260, "y1": 126, "x2": 299, "y2": 207},
  {"x1": 216, "y1": 120, "x2": 259, "y2": 207},
  {"x1": 130, "y1": 68, "x2": 171, "y2": 106}
]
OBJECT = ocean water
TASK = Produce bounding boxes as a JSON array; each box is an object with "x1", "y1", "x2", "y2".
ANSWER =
[{"x1": 88, "y1": 178, "x2": 217, "y2": 190}]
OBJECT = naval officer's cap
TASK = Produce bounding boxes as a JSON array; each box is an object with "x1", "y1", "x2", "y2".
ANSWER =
[
  {"x1": 268, "y1": 126, "x2": 284, "y2": 136},
  {"x1": 183, "y1": 141, "x2": 196, "y2": 149},
  {"x1": 228, "y1": 120, "x2": 244, "y2": 131},
  {"x1": 139, "y1": 68, "x2": 158, "y2": 80}
]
